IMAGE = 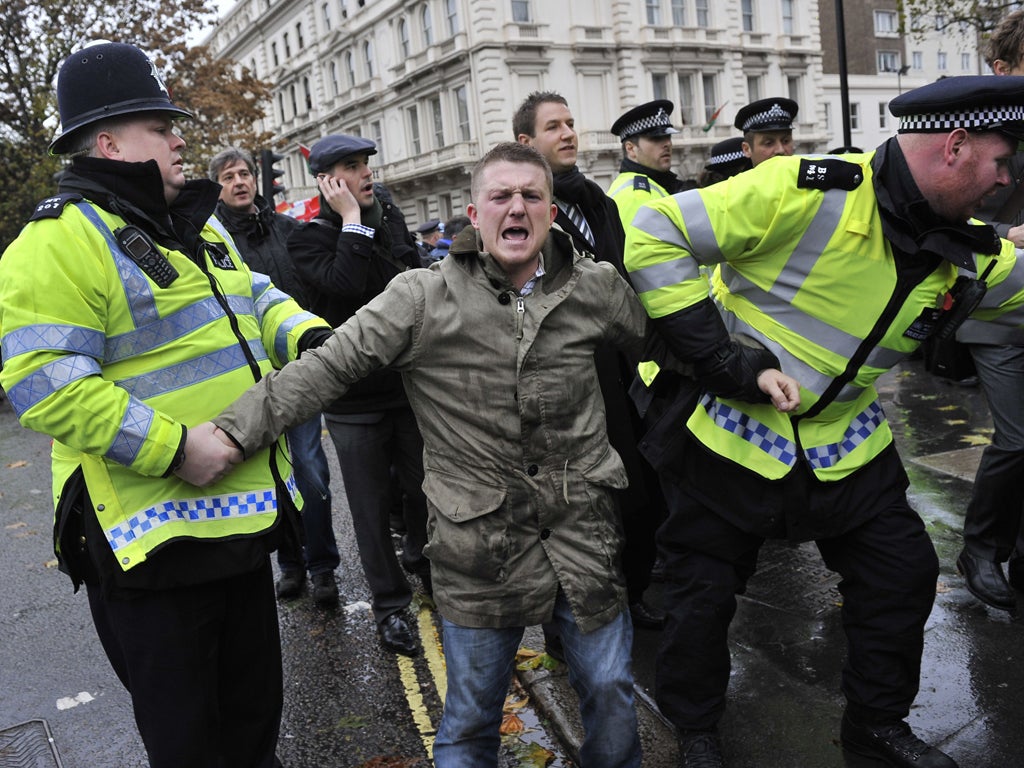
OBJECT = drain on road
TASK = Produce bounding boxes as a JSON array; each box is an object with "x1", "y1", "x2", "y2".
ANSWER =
[
  {"x1": 0, "y1": 719, "x2": 64, "y2": 768},
  {"x1": 743, "y1": 541, "x2": 842, "y2": 617}
]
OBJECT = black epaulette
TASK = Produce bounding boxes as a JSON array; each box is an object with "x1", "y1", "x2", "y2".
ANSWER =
[
  {"x1": 797, "y1": 159, "x2": 863, "y2": 191},
  {"x1": 28, "y1": 193, "x2": 83, "y2": 221},
  {"x1": 633, "y1": 176, "x2": 651, "y2": 192}
]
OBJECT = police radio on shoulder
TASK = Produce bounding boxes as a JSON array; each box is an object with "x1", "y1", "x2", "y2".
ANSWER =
[{"x1": 114, "y1": 225, "x2": 179, "y2": 288}]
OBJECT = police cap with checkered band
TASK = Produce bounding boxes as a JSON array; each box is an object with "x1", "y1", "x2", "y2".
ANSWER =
[
  {"x1": 49, "y1": 41, "x2": 192, "y2": 155},
  {"x1": 611, "y1": 100, "x2": 681, "y2": 141},
  {"x1": 889, "y1": 75, "x2": 1024, "y2": 141},
  {"x1": 734, "y1": 97, "x2": 799, "y2": 133},
  {"x1": 706, "y1": 136, "x2": 752, "y2": 176}
]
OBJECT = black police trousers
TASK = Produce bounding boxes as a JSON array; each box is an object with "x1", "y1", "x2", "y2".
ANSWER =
[
  {"x1": 87, "y1": 560, "x2": 283, "y2": 768},
  {"x1": 655, "y1": 468, "x2": 939, "y2": 732}
]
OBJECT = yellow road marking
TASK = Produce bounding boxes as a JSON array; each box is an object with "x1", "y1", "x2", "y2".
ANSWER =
[{"x1": 397, "y1": 652, "x2": 435, "y2": 760}]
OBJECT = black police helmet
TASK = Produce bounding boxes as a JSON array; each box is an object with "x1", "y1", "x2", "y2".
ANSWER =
[{"x1": 49, "y1": 41, "x2": 192, "y2": 155}]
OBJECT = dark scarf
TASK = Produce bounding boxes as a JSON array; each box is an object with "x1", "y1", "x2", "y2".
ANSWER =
[
  {"x1": 215, "y1": 194, "x2": 276, "y2": 242},
  {"x1": 872, "y1": 138, "x2": 1001, "y2": 271},
  {"x1": 618, "y1": 157, "x2": 690, "y2": 194},
  {"x1": 551, "y1": 166, "x2": 626, "y2": 272},
  {"x1": 60, "y1": 156, "x2": 220, "y2": 260}
]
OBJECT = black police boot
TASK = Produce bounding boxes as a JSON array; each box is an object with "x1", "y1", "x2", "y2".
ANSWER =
[
  {"x1": 275, "y1": 569, "x2": 305, "y2": 599},
  {"x1": 678, "y1": 729, "x2": 724, "y2": 768},
  {"x1": 840, "y1": 712, "x2": 958, "y2": 768},
  {"x1": 378, "y1": 612, "x2": 419, "y2": 657},
  {"x1": 956, "y1": 548, "x2": 1016, "y2": 611},
  {"x1": 629, "y1": 598, "x2": 666, "y2": 629},
  {"x1": 1007, "y1": 555, "x2": 1024, "y2": 592}
]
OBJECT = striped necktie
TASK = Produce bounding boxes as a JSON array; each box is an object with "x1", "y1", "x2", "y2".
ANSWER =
[{"x1": 557, "y1": 199, "x2": 595, "y2": 248}]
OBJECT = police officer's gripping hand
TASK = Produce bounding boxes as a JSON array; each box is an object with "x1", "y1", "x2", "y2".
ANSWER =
[
  {"x1": 174, "y1": 422, "x2": 244, "y2": 487},
  {"x1": 757, "y1": 369, "x2": 801, "y2": 412}
]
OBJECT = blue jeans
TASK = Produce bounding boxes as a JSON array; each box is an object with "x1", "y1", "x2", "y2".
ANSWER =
[
  {"x1": 277, "y1": 415, "x2": 340, "y2": 576},
  {"x1": 433, "y1": 592, "x2": 640, "y2": 768}
]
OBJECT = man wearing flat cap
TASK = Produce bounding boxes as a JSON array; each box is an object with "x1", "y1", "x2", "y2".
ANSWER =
[
  {"x1": 697, "y1": 136, "x2": 752, "y2": 187},
  {"x1": 608, "y1": 99, "x2": 695, "y2": 229},
  {"x1": 625, "y1": 75, "x2": 1024, "y2": 767},
  {"x1": 734, "y1": 96, "x2": 798, "y2": 167},
  {"x1": 287, "y1": 133, "x2": 430, "y2": 657}
]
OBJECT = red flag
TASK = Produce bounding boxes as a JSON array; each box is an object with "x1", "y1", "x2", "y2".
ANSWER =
[{"x1": 702, "y1": 102, "x2": 728, "y2": 133}]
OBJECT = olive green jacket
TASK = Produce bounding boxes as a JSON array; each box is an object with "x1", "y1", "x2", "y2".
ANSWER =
[{"x1": 216, "y1": 227, "x2": 650, "y2": 631}]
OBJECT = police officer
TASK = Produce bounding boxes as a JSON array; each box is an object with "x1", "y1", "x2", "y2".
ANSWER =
[
  {"x1": 0, "y1": 42, "x2": 333, "y2": 767},
  {"x1": 626, "y1": 75, "x2": 1024, "y2": 767},
  {"x1": 734, "y1": 96, "x2": 798, "y2": 167},
  {"x1": 289, "y1": 134, "x2": 428, "y2": 657},
  {"x1": 697, "y1": 136, "x2": 752, "y2": 187},
  {"x1": 415, "y1": 218, "x2": 443, "y2": 265},
  {"x1": 608, "y1": 99, "x2": 695, "y2": 229}
]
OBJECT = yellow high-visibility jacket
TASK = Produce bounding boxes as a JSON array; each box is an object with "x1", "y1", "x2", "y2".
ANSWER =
[
  {"x1": 0, "y1": 198, "x2": 326, "y2": 571},
  {"x1": 625, "y1": 150, "x2": 1024, "y2": 482}
]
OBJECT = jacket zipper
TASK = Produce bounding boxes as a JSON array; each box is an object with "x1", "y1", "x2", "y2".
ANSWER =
[{"x1": 515, "y1": 296, "x2": 525, "y2": 341}]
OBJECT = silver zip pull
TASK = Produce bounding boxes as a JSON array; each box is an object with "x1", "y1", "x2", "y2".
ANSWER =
[{"x1": 515, "y1": 296, "x2": 525, "y2": 340}]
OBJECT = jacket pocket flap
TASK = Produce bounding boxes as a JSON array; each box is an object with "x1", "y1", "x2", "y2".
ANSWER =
[{"x1": 423, "y1": 470, "x2": 507, "y2": 523}]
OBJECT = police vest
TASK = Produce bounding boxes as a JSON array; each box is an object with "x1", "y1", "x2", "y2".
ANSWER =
[
  {"x1": 625, "y1": 153, "x2": 1024, "y2": 481},
  {"x1": 0, "y1": 199, "x2": 323, "y2": 570}
]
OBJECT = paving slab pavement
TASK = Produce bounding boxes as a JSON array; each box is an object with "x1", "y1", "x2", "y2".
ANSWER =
[{"x1": 517, "y1": 360, "x2": 1024, "y2": 767}]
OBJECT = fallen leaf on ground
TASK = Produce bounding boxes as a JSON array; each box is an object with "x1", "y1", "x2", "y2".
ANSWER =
[
  {"x1": 6, "y1": 460, "x2": 28, "y2": 468},
  {"x1": 500, "y1": 712, "x2": 524, "y2": 735}
]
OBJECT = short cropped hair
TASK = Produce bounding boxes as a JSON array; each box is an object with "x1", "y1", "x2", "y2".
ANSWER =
[
  {"x1": 470, "y1": 142, "x2": 553, "y2": 201},
  {"x1": 511, "y1": 91, "x2": 569, "y2": 140},
  {"x1": 443, "y1": 215, "x2": 472, "y2": 239},
  {"x1": 986, "y1": 10, "x2": 1024, "y2": 70},
  {"x1": 208, "y1": 147, "x2": 257, "y2": 182}
]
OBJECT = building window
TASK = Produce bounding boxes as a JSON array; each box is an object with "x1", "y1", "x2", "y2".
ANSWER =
[
  {"x1": 345, "y1": 51, "x2": 355, "y2": 86},
  {"x1": 787, "y1": 75, "x2": 800, "y2": 104},
  {"x1": 323, "y1": 2, "x2": 331, "y2": 31},
  {"x1": 874, "y1": 10, "x2": 898, "y2": 35},
  {"x1": 646, "y1": 0, "x2": 661, "y2": 25},
  {"x1": 296, "y1": 22, "x2": 304, "y2": 48},
  {"x1": 702, "y1": 74, "x2": 718, "y2": 122},
  {"x1": 455, "y1": 85, "x2": 471, "y2": 140},
  {"x1": 935, "y1": 14, "x2": 946, "y2": 30},
  {"x1": 339, "y1": 0, "x2": 347, "y2": 19},
  {"x1": 430, "y1": 96, "x2": 444, "y2": 148},
  {"x1": 678, "y1": 73, "x2": 695, "y2": 125},
  {"x1": 746, "y1": 75, "x2": 760, "y2": 102},
  {"x1": 408, "y1": 105, "x2": 422, "y2": 154},
  {"x1": 446, "y1": 0, "x2": 460, "y2": 35},
  {"x1": 824, "y1": 101, "x2": 831, "y2": 132},
  {"x1": 363, "y1": 39, "x2": 375, "y2": 79},
  {"x1": 371, "y1": 120, "x2": 384, "y2": 160},
  {"x1": 696, "y1": 0, "x2": 709, "y2": 27},
  {"x1": 512, "y1": 0, "x2": 531, "y2": 23},
  {"x1": 250, "y1": 58, "x2": 258, "y2": 77},
  {"x1": 961, "y1": 52, "x2": 971, "y2": 71},
  {"x1": 276, "y1": 92, "x2": 285, "y2": 122},
  {"x1": 284, "y1": 32, "x2": 291, "y2": 57},
  {"x1": 303, "y1": 76, "x2": 312, "y2": 111},
  {"x1": 937, "y1": 51, "x2": 948, "y2": 71},
  {"x1": 422, "y1": 4, "x2": 434, "y2": 46},
  {"x1": 289, "y1": 83, "x2": 298, "y2": 116},
  {"x1": 271, "y1": 41, "x2": 279, "y2": 67},
  {"x1": 671, "y1": 0, "x2": 685, "y2": 25},
  {"x1": 912, "y1": 51, "x2": 923, "y2": 69},
  {"x1": 741, "y1": 0, "x2": 754, "y2": 32},
  {"x1": 878, "y1": 102, "x2": 888, "y2": 130},
  {"x1": 652, "y1": 73, "x2": 668, "y2": 101},
  {"x1": 329, "y1": 61, "x2": 339, "y2": 96},
  {"x1": 398, "y1": 19, "x2": 410, "y2": 58},
  {"x1": 850, "y1": 102, "x2": 860, "y2": 131},
  {"x1": 781, "y1": 0, "x2": 793, "y2": 34},
  {"x1": 877, "y1": 51, "x2": 900, "y2": 73}
]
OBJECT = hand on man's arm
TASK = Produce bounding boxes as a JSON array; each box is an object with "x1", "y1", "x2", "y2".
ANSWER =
[
  {"x1": 757, "y1": 369, "x2": 801, "y2": 413},
  {"x1": 173, "y1": 421, "x2": 244, "y2": 487}
]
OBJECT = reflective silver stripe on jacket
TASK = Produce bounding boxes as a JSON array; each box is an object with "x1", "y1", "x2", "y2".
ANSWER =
[
  {"x1": 6, "y1": 354, "x2": 102, "y2": 416},
  {"x1": 701, "y1": 394, "x2": 799, "y2": 467},
  {"x1": 115, "y1": 339, "x2": 268, "y2": 400},
  {"x1": 106, "y1": 397, "x2": 154, "y2": 465},
  {"x1": 802, "y1": 400, "x2": 884, "y2": 469},
  {"x1": 628, "y1": 192, "x2": 721, "y2": 294},
  {"x1": 104, "y1": 473, "x2": 297, "y2": 552}
]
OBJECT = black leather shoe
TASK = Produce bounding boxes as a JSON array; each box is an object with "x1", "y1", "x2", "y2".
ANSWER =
[
  {"x1": 841, "y1": 713, "x2": 958, "y2": 768},
  {"x1": 630, "y1": 598, "x2": 666, "y2": 629},
  {"x1": 378, "y1": 612, "x2": 419, "y2": 657},
  {"x1": 275, "y1": 569, "x2": 305, "y2": 599},
  {"x1": 1008, "y1": 556, "x2": 1024, "y2": 592},
  {"x1": 310, "y1": 571, "x2": 339, "y2": 607},
  {"x1": 542, "y1": 626, "x2": 564, "y2": 663},
  {"x1": 956, "y1": 548, "x2": 1016, "y2": 611},
  {"x1": 678, "y1": 729, "x2": 724, "y2": 768}
]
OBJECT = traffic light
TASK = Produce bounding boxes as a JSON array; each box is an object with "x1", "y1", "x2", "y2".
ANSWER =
[{"x1": 259, "y1": 149, "x2": 286, "y2": 200}]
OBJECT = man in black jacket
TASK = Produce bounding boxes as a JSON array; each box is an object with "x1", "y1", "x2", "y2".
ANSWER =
[
  {"x1": 289, "y1": 134, "x2": 428, "y2": 656},
  {"x1": 210, "y1": 147, "x2": 341, "y2": 607}
]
